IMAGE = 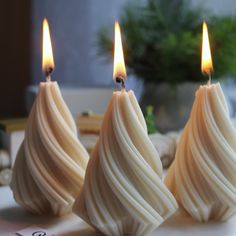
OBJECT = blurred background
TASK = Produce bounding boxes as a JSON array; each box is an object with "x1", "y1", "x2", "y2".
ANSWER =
[{"x1": 1, "y1": 0, "x2": 236, "y2": 131}]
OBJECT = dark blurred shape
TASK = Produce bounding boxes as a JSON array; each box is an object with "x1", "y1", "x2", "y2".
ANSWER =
[{"x1": 0, "y1": 0, "x2": 31, "y2": 118}]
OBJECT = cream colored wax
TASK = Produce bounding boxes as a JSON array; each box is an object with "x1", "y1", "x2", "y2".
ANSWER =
[
  {"x1": 73, "y1": 89, "x2": 178, "y2": 236},
  {"x1": 165, "y1": 82, "x2": 236, "y2": 222},
  {"x1": 11, "y1": 81, "x2": 89, "y2": 216}
]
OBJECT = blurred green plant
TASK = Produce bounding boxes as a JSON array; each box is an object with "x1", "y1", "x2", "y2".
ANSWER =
[
  {"x1": 98, "y1": 0, "x2": 236, "y2": 84},
  {"x1": 145, "y1": 105, "x2": 157, "y2": 134}
]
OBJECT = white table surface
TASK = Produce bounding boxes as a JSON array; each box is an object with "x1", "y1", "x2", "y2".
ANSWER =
[{"x1": 1, "y1": 186, "x2": 236, "y2": 236}]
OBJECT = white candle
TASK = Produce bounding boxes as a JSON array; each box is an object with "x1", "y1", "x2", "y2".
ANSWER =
[
  {"x1": 73, "y1": 21, "x2": 178, "y2": 236},
  {"x1": 165, "y1": 22, "x2": 236, "y2": 221},
  {"x1": 10, "y1": 19, "x2": 89, "y2": 216}
]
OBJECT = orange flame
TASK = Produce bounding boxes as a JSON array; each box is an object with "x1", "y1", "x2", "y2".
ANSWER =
[
  {"x1": 42, "y1": 18, "x2": 55, "y2": 73},
  {"x1": 113, "y1": 21, "x2": 127, "y2": 81},
  {"x1": 201, "y1": 21, "x2": 213, "y2": 75}
]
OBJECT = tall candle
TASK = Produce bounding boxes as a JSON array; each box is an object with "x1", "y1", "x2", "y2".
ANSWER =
[
  {"x1": 73, "y1": 22, "x2": 178, "y2": 236},
  {"x1": 10, "y1": 19, "x2": 89, "y2": 216},
  {"x1": 165, "y1": 21, "x2": 236, "y2": 221}
]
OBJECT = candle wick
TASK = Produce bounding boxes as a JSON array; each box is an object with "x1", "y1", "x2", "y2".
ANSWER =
[
  {"x1": 45, "y1": 66, "x2": 54, "y2": 82},
  {"x1": 207, "y1": 73, "x2": 212, "y2": 86},
  {"x1": 46, "y1": 75, "x2": 51, "y2": 82},
  {"x1": 121, "y1": 79, "x2": 125, "y2": 90},
  {"x1": 115, "y1": 76, "x2": 126, "y2": 90}
]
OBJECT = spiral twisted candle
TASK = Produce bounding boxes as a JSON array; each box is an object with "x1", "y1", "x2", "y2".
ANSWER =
[
  {"x1": 73, "y1": 90, "x2": 178, "y2": 236},
  {"x1": 165, "y1": 83, "x2": 236, "y2": 221},
  {"x1": 11, "y1": 81, "x2": 89, "y2": 216}
]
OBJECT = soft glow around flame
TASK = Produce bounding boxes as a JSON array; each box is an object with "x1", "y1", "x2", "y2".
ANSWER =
[
  {"x1": 42, "y1": 18, "x2": 55, "y2": 73},
  {"x1": 113, "y1": 21, "x2": 127, "y2": 81},
  {"x1": 201, "y1": 21, "x2": 213, "y2": 75}
]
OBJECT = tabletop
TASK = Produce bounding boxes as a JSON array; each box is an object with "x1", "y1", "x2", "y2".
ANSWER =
[{"x1": 1, "y1": 186, "x2": 236, "y2": 236}]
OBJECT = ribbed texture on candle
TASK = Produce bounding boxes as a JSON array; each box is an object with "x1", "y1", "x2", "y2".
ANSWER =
[
  {"x1": 165, "y1": 82, "x2": 236, "y2": 222},
  {"x1": 10, "y1": 81, "x2": 89, "y2": 216},
  {"x1": 73, "y1": 90, "x2": 178, "y2": 236}
]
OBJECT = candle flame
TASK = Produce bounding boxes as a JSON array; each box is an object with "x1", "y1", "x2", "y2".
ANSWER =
[
  {"x1": 42, "y1": 18, "x2": 55, "y2": 74},
  {"x1": 113, "y1": 21, "x2": 127, "y2": 81},
  {"x1": 201, "y1": 21, "x2": 213, "y2": 75}
]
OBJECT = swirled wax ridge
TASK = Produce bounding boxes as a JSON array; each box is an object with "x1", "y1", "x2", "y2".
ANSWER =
[
  {"x1": 10, "y1": 81, "x2": 89, "y2": 216},
  {"x1": 165, "y1": 83, "x2": 236, "y2": 222},
  {"x1": 73, "y1": 90, "x2": 178, "y2": 236}
]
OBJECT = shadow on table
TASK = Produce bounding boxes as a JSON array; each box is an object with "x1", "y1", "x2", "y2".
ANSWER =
[
  {"x1": 159, "y1": 209, "x2": 233, "y2": 236},
  {"x1": 59, "y1": 227, "x2": 104, "y2": 236},
  {"x1": 0, "y1": 205, "x2": 103, "y2": 235},
  {"x1": 0, "y1": 206, "x2": 65, "y2": 227},
  {"x1": 1, "y1": 206, "x2": 234, "y2": 236}
]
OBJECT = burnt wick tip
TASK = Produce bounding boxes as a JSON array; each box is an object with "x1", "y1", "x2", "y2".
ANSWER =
[
  {"x1": 115, "y1": 76, "x2": 123, "y2": 84},
  {"x1": 45, "y1": 67, "x2": 54, "y2": 77},
  {"x1": 115, "y1": 76, "x2": 125, "y2": 89}
]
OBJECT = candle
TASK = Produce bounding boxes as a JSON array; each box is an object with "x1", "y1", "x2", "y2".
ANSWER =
[
  {"x1": 165, "y1": 21, "x2": 236, "y2": 221},
  {"x1": 73, "y1": 22, "x2": 178, "y2": 236},
  {"x1": 10, "y1": 19, "x2": 89, "y2": 216}
]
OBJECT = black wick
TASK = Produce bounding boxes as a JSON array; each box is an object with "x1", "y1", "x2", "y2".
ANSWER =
[
  {"x1": 115, "y1": 76, "x2": 126, "y2": 89},
  {"x1": 45, "y1": 66, "x2": 54, "y2": 82}
]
